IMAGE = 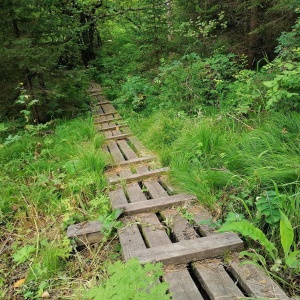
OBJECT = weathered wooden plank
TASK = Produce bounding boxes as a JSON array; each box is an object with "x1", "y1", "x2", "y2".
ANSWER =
[
  {"x1": 193, "y1": 261, "x2": 244, "y2": 300},
  {"x1": 113, "y1": 193, "x2": 196, "y2": 214},
  {"x1": 67, "y1": 221, "x2": 104, "y2": 246},
  {"x1": 228, "y1": 261, "x2": 290, "y2": 300},
  {"x1": 164, "y1": 268, "x2": 204, "y2": 300},
  {"x1": 107, "y1": 141, "x2": 126, "y2": 164},
  {"x1": 101, "y1": 103, "x2": 115, "y2": 114},
  {"x1": 94, "y1": 101, "x2": 110, "y2": 105},
  {"x1": 108, "y1": 156, "x2": 156, "y2": 167},
  {"x1": 117, "y1": 140, "x2": 138, "y2": 160},
  {"x1": 119, "y1": 223, "x2": 147, "y2": 261},
  {"x1": 109, "y1": 187, "x2": 128, "y2": 207},
  {"x1": 192, "y1": 206, "x2": 217, "y2": 236},
  {"x1": 128, "y1": 232, "x2": 244, "y2": 265},
  {"x1": 161, "y1": 210, "x2": 199, "y2": 242},
  {"x1": 144, "y1": 180, "x2": 169, "y2": 199},
  {"x1": 105, "y1": 133, "x2": 133, "y2": 141},
  {"x1": 126, "y1": 183, "x2": 147, "y2": 203},
  {"x1": 104, "y1": 131, "x2": 114, "y2": 138},
  {"x1": 108, "y1": 167, "x2": 169, "y2": 184},
  {"x1": 128, "y1": 136, "x2": 149, "y2": 156},
  {"x1": 99, "y1": 111, "x2": 118, "y2": 117},
  {"x1": 94, "y1": 117, "x2": 122, "y2": 124},
  {"x1": 140, "y1": 213, "x2": 172, "y2": 248},
  {"x1": 99, "y1": 124, "x2": 127, "y2": 132}
]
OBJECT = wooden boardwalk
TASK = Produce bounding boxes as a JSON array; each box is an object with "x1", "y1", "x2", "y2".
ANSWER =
[{"x1": 69, "y1": 84, "x2": 292, "y2": 300}]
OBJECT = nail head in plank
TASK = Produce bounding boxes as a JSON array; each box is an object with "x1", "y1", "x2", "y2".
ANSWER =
[
  {"x1": 128, "y1": 232, "x2": 244, "y2": 265},
  {"x1": 164, "y1": 268, "x2": 204, "y2": 300},
  {"x1": 140, "y1": 213, "x2": 172, "y2": 248},
  {"x1": 119, "y1": 223, "x2": 147, "y2": 261},
  {"x1": 108, "y1": 167, "x2": 169, "y2": 185},
  {"x1": 228, "y1": 261, "x2": 290, "y2": 299},
  {"x1": 67, "y1": 221, "x2": 104, "y2": 246},
  {"x1": 193, "y1": 261, "x2": 244, "y2": 300},
  {"x1": 113, "y1": 193, "x2": 196, "y2": 214}
]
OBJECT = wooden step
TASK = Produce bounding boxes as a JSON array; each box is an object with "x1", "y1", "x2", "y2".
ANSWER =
[
  {"x1": 127, "y1": 232, "x2": 244, "y2": 265},
  {"x1": 193, "y1": 261, "x2": 244, "y2": 300},
  {"x1": 99, "y1": 111, "x2": 118, "y2": 117},
  {"x1": 94, "y1": 101, "x2": 110, "y2": 105},
  {"x1": 108, "y1": 167, "x2": 169, "y2": 184},
  {"x1": 228, "y1": 261, "x2": 290, "y2": 300},
  {"x1": 94, "y1": 117, "x2": 122, "y2": 124},
  {"x1": 113, "y1": 193, "x2": 196, "y2": 215},
  {"x1": 164, "y1": 268, "x2": 204, "y2": 300},
  {"x1": 105, "y1": 133, "x2": 133, "y2": 141},
  {"x1": 98, "y1": 124, "x2": 127, "y2": 132}
]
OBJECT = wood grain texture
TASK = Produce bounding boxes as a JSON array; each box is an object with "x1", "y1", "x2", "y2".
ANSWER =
[
  {"x1": 144, "y1": 180, "x2": 169, "y2": 199},
  {"x1": 193, "y1": 261, "x2": 244, "y2": 300},
  {"x1": 109, "y1": 187, "x2": 128, "y2": 207},
  {"x1": 107, "y1": 140, "x2": 126, "y2": 163},
  {"x1": 94, "y1": 117, "x2": 122, "y2": 124},
  {"x1": 128, "y1": 232, "x2": 244, "y2": 265},
  {"x1": 105, "y1": 133, "x2": 133, "y2": 141},
  {"x1": 113, "y1": 194, "x2": 196, "y2": 214},
  {"x1": 117, "y1": 139, "x2": 138, "y2": 160},
  {"x1": 140, "y1": 213, "x2": 172, "y2": 247},
  {"x1": 126, "y1": 183, "x2": 147, "y2": 203},
  {"x1": 108, "y1": 167, "x2": 169, "y2": 184},
  {"x1": 164, "y1": 268, "x2": 204, "y2": 300},
  {"x1": 228, "y1": 261, "x2": 290, "y2": 299},
  {"x1": 108, "y1": 156, "x2": 156, "y2": 167},
  {"x1": 119, "y1": 223, "x2": 147, "y2": 261}
]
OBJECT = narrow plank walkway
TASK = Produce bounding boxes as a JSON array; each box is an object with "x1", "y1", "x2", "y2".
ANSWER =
[{"x1": 69, "y1": 83, "x2": 292, "y2": 300}]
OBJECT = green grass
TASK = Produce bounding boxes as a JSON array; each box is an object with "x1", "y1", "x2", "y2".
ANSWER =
[
  {"x1": 126, "y1": 109, "x2": 300, "y2": 293},
  {"x1": 0, "y1": 116, "x2": 117, "y2": 299}
]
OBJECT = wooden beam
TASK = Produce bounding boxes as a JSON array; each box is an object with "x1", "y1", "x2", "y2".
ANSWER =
[
  {"x1": 113, "y1": 193, "x2": 196, "y2": 215},
  {"x1": 98, "y1": 124, "x2": 127, "y2": 132},
  {"x1": 108, "y1": 156, "x2": 156, "y2": 168},
  {"x1": 128, "y1": 232, "x2": 244, "y2": 265},
  {"x1": 105, "y1": 133, "x2": 133, "y2": 141},
  {"x1": 108, "y1": 167, "x2": 169, "y2": 184},
  {"x1": 94, "y1": 117, "x2": 122, "y2": 124}
]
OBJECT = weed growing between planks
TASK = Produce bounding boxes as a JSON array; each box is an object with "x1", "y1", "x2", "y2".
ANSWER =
[
  {"x1": 125, "y1": 109, "x2": 300, "y2": 296},
  {"x1": 0, "y1": 116, "x2": 124, "y2": 299}
]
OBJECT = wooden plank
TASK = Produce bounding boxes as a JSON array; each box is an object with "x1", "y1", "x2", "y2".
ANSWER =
[
  {"x1": 128, "y1": 136, "x2": 149, "y2": 156},
  {"x1": 193, "y1": 261, "x2": 244, "y2": 300},
  {"x1": 164, "y1": 268, "x2": 204, "y2": 300},
  {"x1": 98, "y1": 124, "x2": 127, "y2": 132},
  {"x1": 108, "y1": 156, "x2": 156, "y2": 167},
  {"x1": 104, "y1": 131, "x2": 113, "y2": 138},
  {"x1": 117, "y1": 140, "x2": 138, "y2": 160},
  {"x1": 144, "y1": 180, "x2": 169, "y2": 199},
  {"x1": 108, "y1": 167, "x2": 169, "y2": 184},
  {"x1": 128, "y1": 232, "x2": 244, "y2": 265},
  {"x1": 161, "y1": 210, "x2": 199, "y2": 242},
  {"x1": 94, "y1": 117, "x2": 122, "y2": 124},
  {"x1": 101, "y1": 103, "x2": 115, "y2": 113},
  {"x1": 99, "y1": 112, "x2": 117, "y2": 117},
  {"x1": 94, "y1": 101, "x2": 110, "y2": 105},
  {"x1": 113, "y1": 193, "x2": 196, "y2": 214},
  {"x1": 107, "y1": 141, "x2": 126, "y2": 164},
  {"x1": 67, "y1": 221, "x2": 104, "y2": 246},
  {"x1": 109, "y1": 187, "x2": 128, "y2": 207},
  {"x1": 119, "y1": 223, "x2": 147, "y2": 261},
  {"x1": 105, "y1": 133, "x2": 133, "y2": 141},
  {"x1": 140, "y1": 213, "x2": 171, "y2": 247},
  {"x1": 228, "y1": 261, "x2": 290, "y2": 300},
  {"x1": 126, "y1": 183, "x2": 147, "y2": 203},
  {"x1": 192, "y1": 206, "x2": 217, "y2": 236}
]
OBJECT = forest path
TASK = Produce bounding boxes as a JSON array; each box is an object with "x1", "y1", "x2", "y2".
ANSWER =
[{"x1": 70, "y1": 83, "x2": 291, "y2": 300}]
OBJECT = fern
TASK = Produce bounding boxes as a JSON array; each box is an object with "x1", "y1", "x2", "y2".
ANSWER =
[{"x1": 218, "y1": 220, "x2": 277, "y2": 261}]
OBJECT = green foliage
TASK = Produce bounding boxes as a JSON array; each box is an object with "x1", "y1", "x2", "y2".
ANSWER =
[
  {"x1": 256, "y1": 190, "x2": 281, "y2": 225},
  {"x1": 86, "y1": 259, "x2": 170, "y2": 300},
  {"x1": 99, "y1": 209, "x2": 123, "y2": 238}
]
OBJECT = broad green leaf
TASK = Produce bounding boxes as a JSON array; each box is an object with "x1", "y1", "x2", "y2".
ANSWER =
[
  {"x1": 280, "y1": 211, "x2": 294, "y2": 259},
  {"x1": 285, "y1": 251, "x2": 300, "y2": 268}
]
